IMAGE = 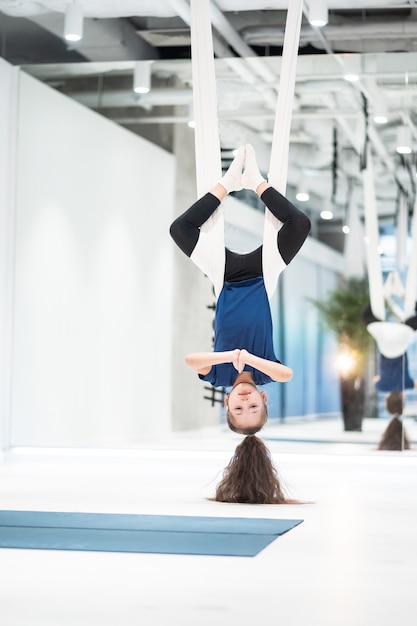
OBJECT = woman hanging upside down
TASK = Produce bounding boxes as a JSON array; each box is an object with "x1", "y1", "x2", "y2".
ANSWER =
[{"x1": 170, "y1": 144, "x2": 311, "y2": 504}]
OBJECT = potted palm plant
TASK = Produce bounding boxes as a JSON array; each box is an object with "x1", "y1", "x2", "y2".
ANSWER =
[{"x1": 311, "y1": 277, "x2": 373, "y2": 431}]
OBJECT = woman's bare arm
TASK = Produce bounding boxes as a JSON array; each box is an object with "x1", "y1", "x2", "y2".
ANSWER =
[
  {"x1": 238, "y1": 349, "x2": 293, "y2": 382},
  {"x1": 185, "y1": 349, "x2": 240, "y2": 375}
]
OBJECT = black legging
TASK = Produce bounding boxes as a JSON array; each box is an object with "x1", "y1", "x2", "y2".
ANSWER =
[{"x1": 170, "y1": 186, "x2": 311, "y2": 281}]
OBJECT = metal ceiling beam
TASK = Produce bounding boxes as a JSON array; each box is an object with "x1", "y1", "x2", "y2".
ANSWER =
[{"x1": 26, "y1": 12, "x2": 156, "y2": 62}]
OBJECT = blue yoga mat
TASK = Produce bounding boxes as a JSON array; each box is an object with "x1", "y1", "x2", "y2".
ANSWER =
[{"x1": 0, "y1": 510, "x2": 303, "y2": 557}]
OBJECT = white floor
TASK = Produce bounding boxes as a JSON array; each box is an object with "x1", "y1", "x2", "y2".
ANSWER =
[{"x1": 1, "y1": 416, "x2": 417, "y2": 626}]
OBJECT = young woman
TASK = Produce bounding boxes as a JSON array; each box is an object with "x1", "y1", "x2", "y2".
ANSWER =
[
  {"x1": 170, "y1": 144, "x2": 310, "y2": 434},
  {"x1": 170, "y1": 144, "x2": 311, "y2": 504}
]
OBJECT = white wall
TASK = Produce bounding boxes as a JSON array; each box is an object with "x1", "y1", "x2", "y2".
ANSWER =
[
  {"x1": 10, "y1": 72, "x2": 175, "y2": 447},
  {"x1": 0, "y1": 59, "x2": 19, "y2": 455}
]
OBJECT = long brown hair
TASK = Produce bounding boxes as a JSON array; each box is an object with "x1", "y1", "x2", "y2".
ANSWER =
[
  {"x1": 213, "y1": 435, "x2": 301, "y2": 504},
  {"x1": 377, "y1": 417, "x2": 411, "y2": 450},
  {"x1": 377, "y1": 392, "x2": 411, "y2": 451}
]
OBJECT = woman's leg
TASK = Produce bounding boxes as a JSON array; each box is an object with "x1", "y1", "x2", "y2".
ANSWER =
[
  {"x1": 260, "y1": 187, "x2": 311, "y2": 265},
  {"x1": 169, "y1": 192, "x2": 221, "y2": 258},
  {"x1": 240, "y1": 144, "x2": 311, "y2": 300},
  {"x1": 169, "y1": 148, "x2": 245, "y2": 298}
]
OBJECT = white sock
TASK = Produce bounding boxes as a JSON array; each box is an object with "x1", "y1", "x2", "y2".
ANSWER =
[
  {"x1": 220, "y1": 145, "x2": 245, "y2": 193},
  {"x1": 242, "y1": 143, "x2": 265, "y2": 191}
]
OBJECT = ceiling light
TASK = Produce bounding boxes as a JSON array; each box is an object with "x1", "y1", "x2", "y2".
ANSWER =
[
  {"x1": 342, "y1": 225, "x2": 350, "y2": 234},
  {"x1": 187, "y1": 102, "x2": 195, "y2": 128},
  {"x1": 344, "y1": 72, "x2": 359, "y2": 83},
  {"x1": 343, "y1": 55, "x2": 360, "y2": 82},
  {"x1": 308, "y1": 0, "x2": 328, "y2": 27},
  {"x1": 373, "y1": 100, "x2": 388, "y2": 124},
  {"x1": 396, "y1": 125, "x2": 412, "y2": 154},
  {"x1": 64, "y1": 2, "x2": 83, "y2": 42},
  {"x1": 368, "y1": 82, "x2": 389, "y2": 124},
  {"x1": 320, "y1": 210, "x2": 333, "y2": 220},
  {"x1": 296, "y1": 176, "x2": 309, "y2": 202},
  {"x1": 133, "y1": 61, "x2": 152, "y2": 94}
]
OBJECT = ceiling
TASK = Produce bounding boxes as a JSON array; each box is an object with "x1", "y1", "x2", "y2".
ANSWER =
[{"x1": 1, "y1": 0, "x2": 416, "y2": 253}]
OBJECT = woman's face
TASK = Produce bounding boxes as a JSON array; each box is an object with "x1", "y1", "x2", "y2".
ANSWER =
[{"x1": 225, "y1": 381, "x2": 267, "y2": 430}]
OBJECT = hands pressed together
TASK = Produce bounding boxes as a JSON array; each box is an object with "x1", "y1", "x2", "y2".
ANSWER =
[
  {"x1": 228, "y1": 348, "x2": 293, "y2": 383},
  {"x1": 231, "y1": 348, "x2": 251, "y2": 372}
]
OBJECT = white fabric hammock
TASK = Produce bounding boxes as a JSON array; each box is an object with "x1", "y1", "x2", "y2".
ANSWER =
[
  {"x1": 188, "y1": 0, "x2": 303, "y2": 300},
  {"x1": 363, "y1": 147, "x2": 417, "y2": 357},
  {"x1": 188, "y1": 0, "x2": 224, "y2": 299},
  {"x1": 366, "y1": 322, "x2": 415, "y2": 359},
  {"x1": 362, "y1": 145, "x2": 386, "y2": 321},
  {"x1": 363, "y1": 144, "x2": 417, "y2": 323},
  {"x1": 264, "y1": 0, "x2": 303, "y2": 300},
  {"x1": 404, "y1": 195, "x2": 417, "y2": 319}
]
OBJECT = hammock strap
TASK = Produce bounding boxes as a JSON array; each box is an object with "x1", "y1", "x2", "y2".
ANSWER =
[
  {"x1": 362, "y1": 145, "x2": 386, "y2": 320},
  {"x1": 188, "y1": 0, "x2": 224, "y2": 299},
  {"x1": 263, "y1": 0, "x2": 304, "y2": 300},
  {"x1": 404, "y1": 195, "x2": 417, "y2": 318}
]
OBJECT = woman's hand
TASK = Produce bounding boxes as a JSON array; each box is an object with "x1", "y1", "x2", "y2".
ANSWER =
[
  {"x1": 238, "y1": 348, "x2": 249, "y2": 372},
  {"x1": 232, "y1": 349, "x2": 241, "y2": 371}
]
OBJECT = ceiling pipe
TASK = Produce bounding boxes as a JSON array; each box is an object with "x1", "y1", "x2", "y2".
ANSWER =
[
  {"x1": 209, "y1": 0, "x2": 277, "y2": 85},
  {"x1": 72, "y1": 87, "x2": 194, "y2": 108},
  {"x1": 112, "y1": 109, "x2": 360, "y2": 125},
  {"x1": 243, "y1": 18, "x2": 417, "y2": 47},
  {"x1": 171, "y1": 0, "x2": 276, "y2": 84},
  {"x1": 168, "y1": 0, "x2": 279, "y2": 110},
  {"x1": 301, "y1": 5, "x2": 405, "y2": 201},
  {"x1": 168, "y1": 0, "x2": 236, "y2": 60}
]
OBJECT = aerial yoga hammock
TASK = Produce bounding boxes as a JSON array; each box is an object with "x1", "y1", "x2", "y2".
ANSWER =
[
  {"x1": 170, "y1": 0, "x2": 311, "y2": 504},
  {"x1": 184, "y1": 0, "x2": 305, "y2": 301},
  {"x1": 362, "y1": 145, "x2": 417, "y2": 393}
]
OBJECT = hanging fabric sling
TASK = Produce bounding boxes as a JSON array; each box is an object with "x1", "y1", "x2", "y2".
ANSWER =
[
  {"x1": 188, "y1": 0, "x2": 304, "y2": 301},
  {"x1": 363, "y1": 145, "x2": 416, "y2": 357},
  {"x1": 404, "y1": 195, "x2": 417, "y2": 319}
]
